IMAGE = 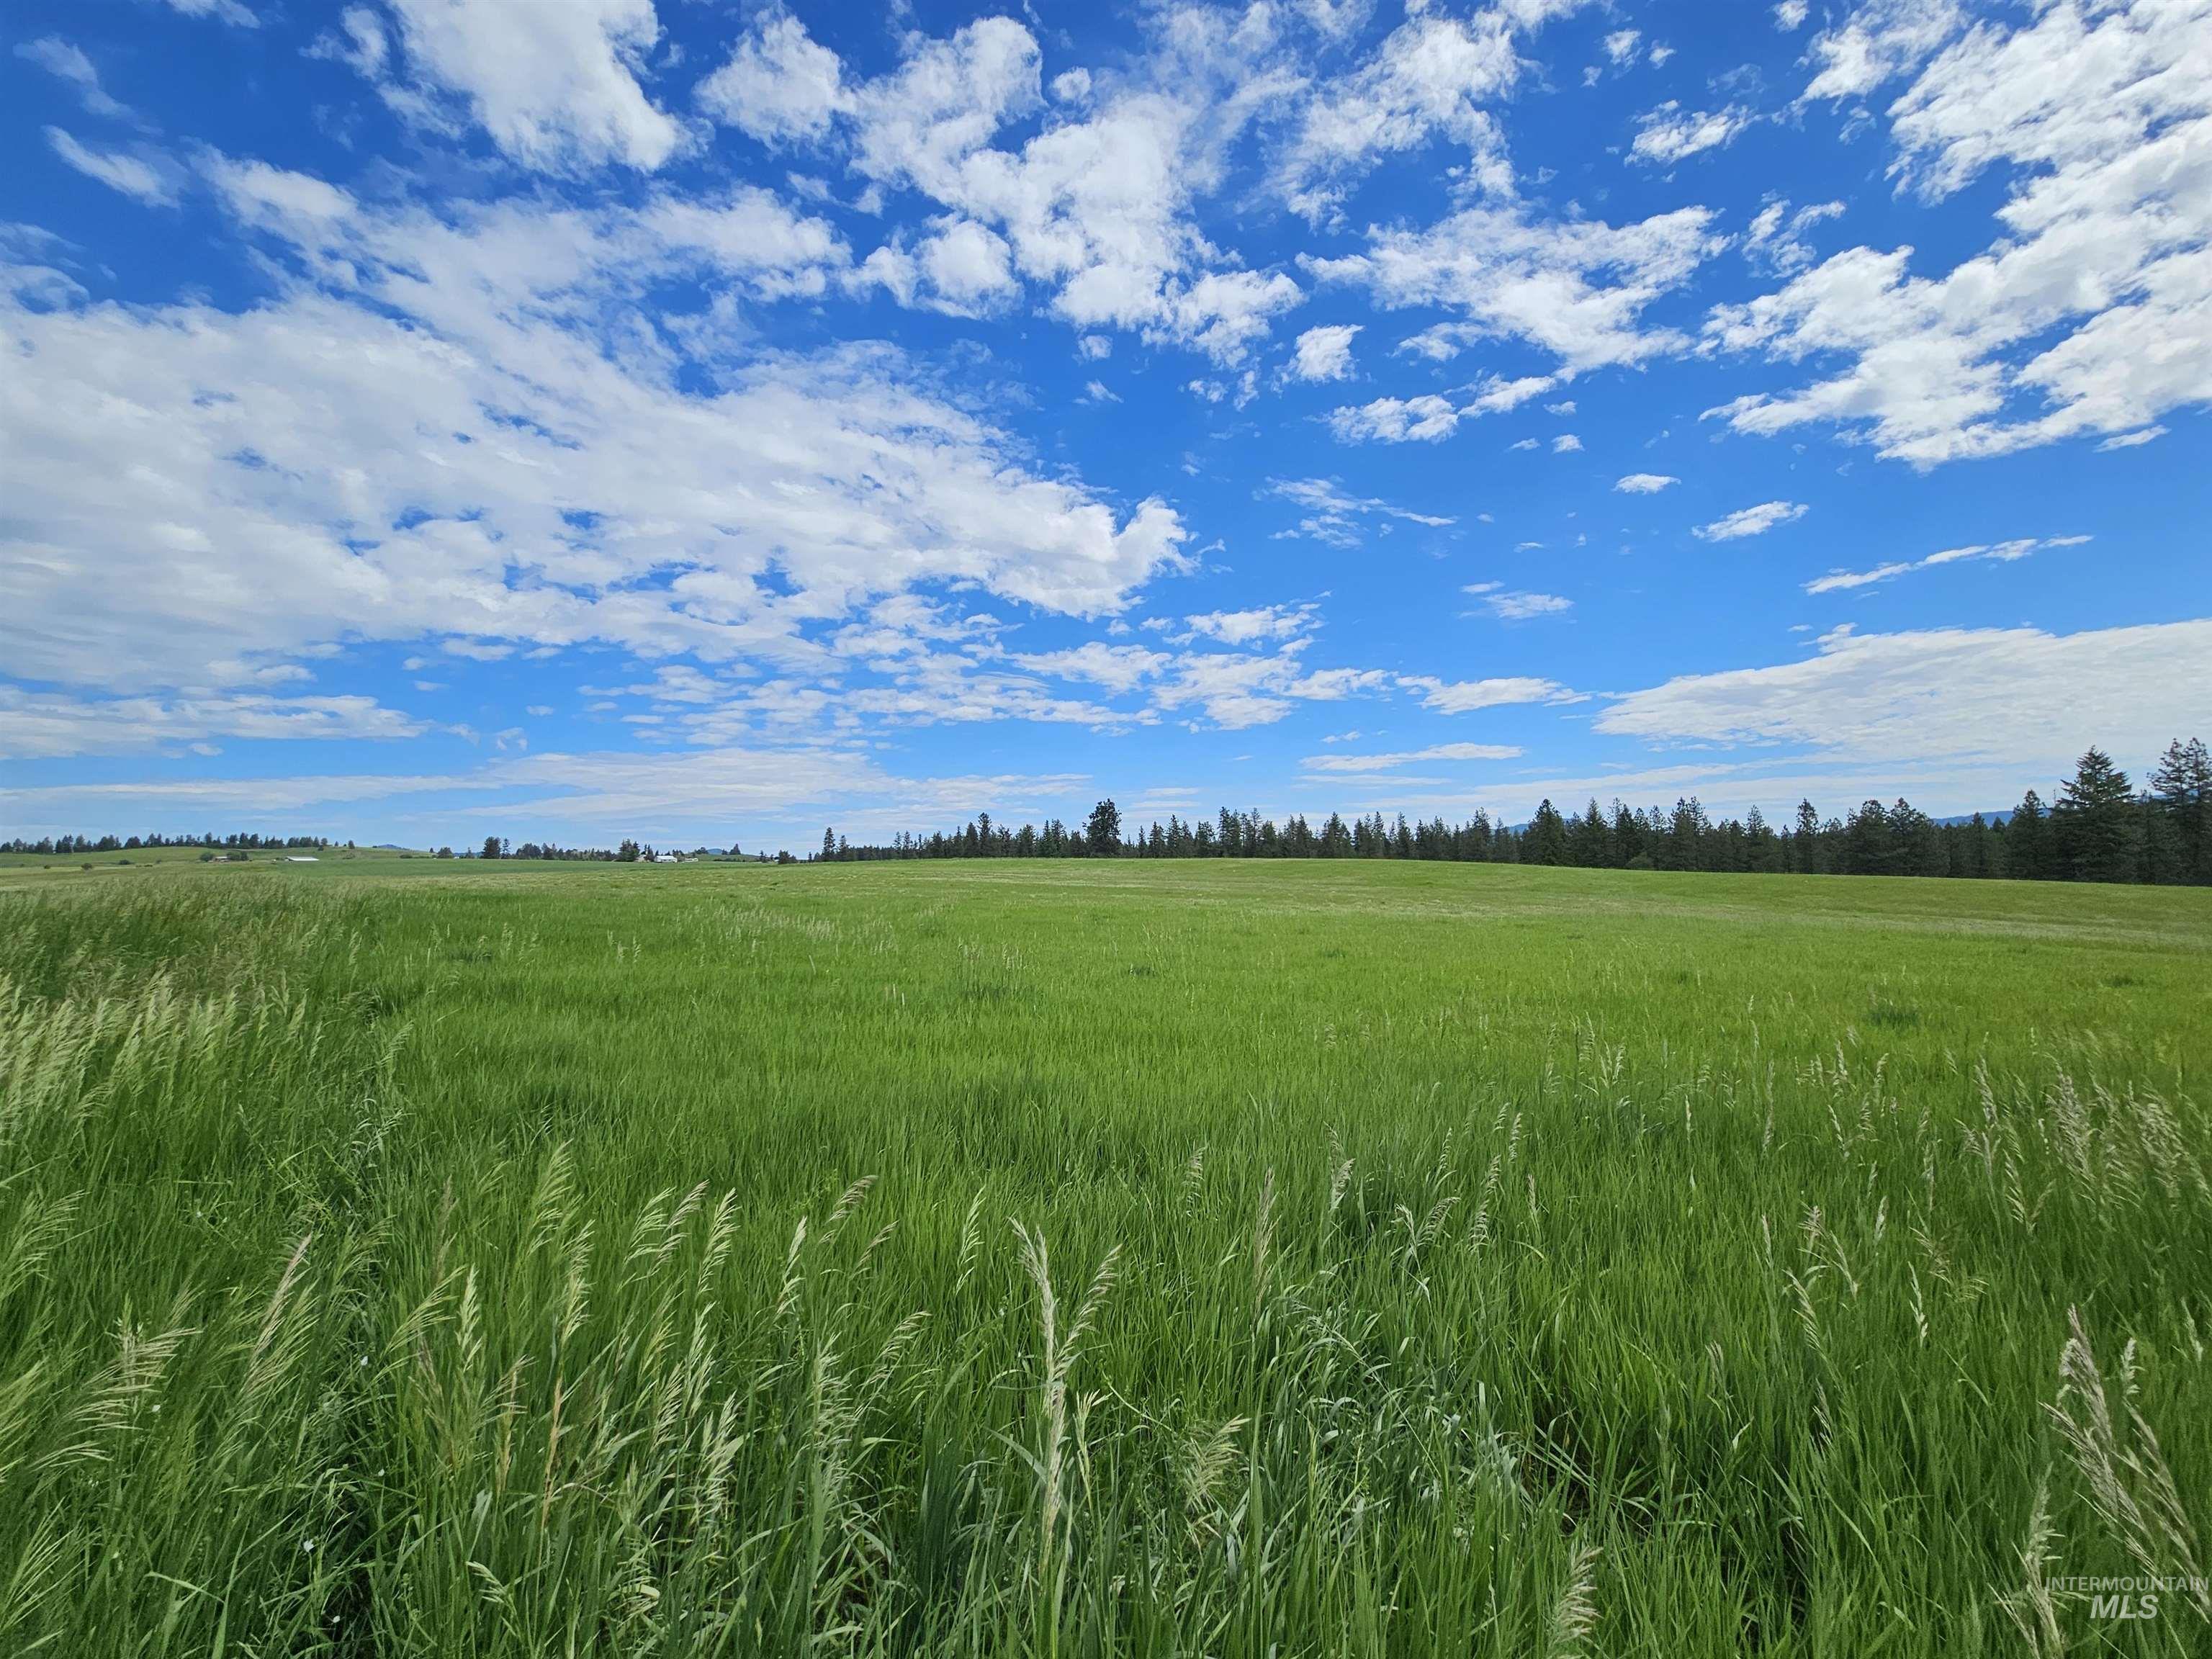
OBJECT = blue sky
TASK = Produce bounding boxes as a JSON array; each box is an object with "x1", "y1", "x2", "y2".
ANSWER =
[{"x1": 4, "y1": 0, "x2": 2208, "y2": 852}]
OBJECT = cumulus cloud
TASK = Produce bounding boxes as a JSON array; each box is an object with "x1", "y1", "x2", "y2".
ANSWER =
[
  {"x1": 696, "y1": 12, "x2": 846, "y2": 143},
  {"x1": 1008, "y1": 642, "x2": 1169, "y2": 693},
  {"x1": 0, "y1": 170, "x2": 1189, "y2": 706},
  {"x1": 1277, "y1": 10, "x2": 1523, "y2": 218},
  {"x1": 1290, "y1": 323, "x2": 1361, "y2": 381},
  {"x1": 1614, "y1": 472, "x2": 1678, "y2": 493},
  {"x1": 1312, "y1": 204, "x2": 1722, "y2": 374},
  {"x1": 1799, "y1": 0, "x2": 1964, "y2": 104},
  {"x1": 1327, "y1": 393, "x2": 1461, "y2": 442},
  {"x1": 1714, "y1": 0, "x2": 2212, "y2": 464},
  {"x1": 1694, "y1": 500, "x2": 1808, "y2": 541},
  {"x1": 377, "y1": 0, "x2": 680, "y2": 171},
  {"x1": 1173, "y1": 605, "x2": 1321, "y2": 647},
  {"x1": 1741, "y1": 197, "x2": 1846, "y2": 276},
  {"x1": 1629, "y1": 102, "x2": 1757, "y2": 166},
  {"x1": 696, "y1": 12, "x2": 1303, "y2": 361}
]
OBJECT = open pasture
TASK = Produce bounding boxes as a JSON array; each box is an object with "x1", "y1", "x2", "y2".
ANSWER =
[{"x1": 1, "y1": 859, "x2": 2208, "y2": 1655}]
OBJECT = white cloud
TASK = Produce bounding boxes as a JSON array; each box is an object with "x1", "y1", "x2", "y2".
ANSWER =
[
  {"x1": 696, "y1": 12, "x2": 847, "y2": 143},
  {"x1": 379, "y1": 0, "x2": 680, "y2": 172},
  {"x1": 920, "y1": 218, "x2": 1020, "y2": 308},
  {"x1": 699, "y1": 13, "x2": 1303, "y2": 361},
  {"x1": 2097, "y1": 425, "x2": 2165, "y2": 450},
  {"x1": 1151, "y1": 647, "x2": 1390, "y2": 730},
  {"x1": 1009, "y1": 642, "x2": 1169, "y2": 693},
  {"x1": 0, "y1": 687, "x2": 423, "y2": 760},
  {"x1": 160, "y1": 0, "x2": 258, "y2": 25},
  {"x1": 1805, "y1": 534, "x2": 2090, "y2": 593},
  {"x1": 1464, "y1": 583, "x2": 1572, "y2": 620},
  {"x1": 1551, "y1": 433, "x2": 1582, "y2": 452},
  {"x1": 1774, "y1": 1, "x2": 1809, "y2": 31},
  {"x1": 1800, "y1": 0, "x2": 1964, "y2": 104},
  {"x1": 1269, "y1": 476, "x2": 1452, "y2": 544},
  {"x1": 1398, "y1": 674, "x2": 1575, "y2": 713},
  {"x1": 43, "y1": 129, "x2": 178, "y2": 206},
  {"x1": 1278, "y1": 11, "x2": 1521, "y2": 217},
  {"x1": 1469, "y1": 374, "x2": 1558, "y2": 414},
  {"x1": 1305, "y1": 740, "x2": 1522, "y2": 773},
  {"x1": 1742, "y1": 197, "x2": 1845, "y2": 276},
  {"x1": 1604, "y1": 30, "x2": 1642, "y2": 66},
  {"x1": 1175, "y1": 605, "x2": 1320, "y2": 647},
  {"x1": 1614, "y1": 472, "x2": 1678, "y2": 493},
  {"x1": 1694, "y1": 500, "x2": 1808, "y2": 541},
  {"x1": 1327, "y1": 393, "x2": 1461, "y2": 442},
  {"x1": 0, "y1": 173, "x2": 1190, "y2": 699},
  {"x1": 1717, "y1": 0, "x2": 2212, "y2": 464},
  {"x1": 15, "y1": 37, "x2": 130, "y2": 118},
  {"x1": 1290, "y1": 323, "x2": 1361, "y2": 381},
  {"x1": 1630, "y1": 102, "x2": 1757, "y2": 166},
  {"x1": 1598, "y1": 619, "x2": 2212, "y2": 784},
  {"x1": 1312, "y1": 204, "x2": 1722, "y2": 374}
]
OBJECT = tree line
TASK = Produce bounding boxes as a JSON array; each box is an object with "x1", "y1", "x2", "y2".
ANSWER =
[
  {"x1": 2, "y1": 831, "x2": 337, "y2": 855},
  {"x1": 15, "y1": 740, "x2": 2206, "y2": 886},
  {"x1": 811, "y1": 740, "x2": 2212, "y2": 886}
]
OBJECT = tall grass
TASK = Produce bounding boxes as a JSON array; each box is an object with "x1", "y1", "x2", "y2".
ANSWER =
[{"x1": 1, "y1": 862, "x2": 2207, "y2": 1654}]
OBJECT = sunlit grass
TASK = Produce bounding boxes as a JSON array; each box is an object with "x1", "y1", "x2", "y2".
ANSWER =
[{"x1": 1, "y1": 862, "x2": 2208, "y2": 1655}]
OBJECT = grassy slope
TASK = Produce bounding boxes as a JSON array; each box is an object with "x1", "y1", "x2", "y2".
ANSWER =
[{"x1": 1, "y1": 860, "x2": 2208, "y2": 1655}]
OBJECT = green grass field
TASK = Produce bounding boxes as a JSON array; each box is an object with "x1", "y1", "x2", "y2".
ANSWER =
[{"x1": 2, "y1": 859, "x2": 2208, "y2": 1655}]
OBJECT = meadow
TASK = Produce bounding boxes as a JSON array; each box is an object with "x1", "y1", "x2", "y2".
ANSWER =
[{"x1": 1, "y1": 857, "x2": 2208, "y2": 1655}]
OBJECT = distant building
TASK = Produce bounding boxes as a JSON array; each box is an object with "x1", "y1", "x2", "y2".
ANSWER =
[{"x1": 286, "y1": 855, "x2": 319, "y2": 863}]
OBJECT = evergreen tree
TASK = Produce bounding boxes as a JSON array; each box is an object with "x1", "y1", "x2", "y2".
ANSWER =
[
  {"x1": 1084, "y1": 798, "x2": 1122, "y2": 855},
  {"x1": 2150, "y1": 737, "x2": 2211, "y2": 882},
  {"x1": 1792, "y1": 800, "x2": 1822, "y2": 873},
  {"x1": 2053, "y1": 748, "x2": 2140, "y2": 882},
  {"x1": 1889, "y1": 799, "x2": 1943, "y2": 876},
  {"x1": 2007, "y1": 792, "x2": 2051, "y2": 880},
  {"x1": 1525, "y1": 799, "x2": 1568, "y2": 866},
  {"x1": 1840, "y1": 801, "x2": 1893, "y2": 876}
]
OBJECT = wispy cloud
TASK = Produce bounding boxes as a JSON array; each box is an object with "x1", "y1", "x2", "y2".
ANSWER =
[
  {"x1": 1465, "y1": 582, "x2": 1572, "y2": 620},
  {"x1": 1807, "y1": 535, "x2": 2090, "y2": 593},
  {"x1": 1303, "y1": 741, "x2": 1522, "y2": 773},
  {"x1": 1694, "y1": 500, "x2": 1807, "y2": 541}
]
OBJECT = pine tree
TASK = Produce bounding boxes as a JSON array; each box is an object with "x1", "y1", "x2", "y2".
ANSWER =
[
  {"x1": 1084, "y1": 798, "x2": 1122, "y2": 855},
  {"x1": 2053, "y1": 748, "x2": 2140, "y2": 883},
  {"x1": 1792, "y1": 800, "x2": 1822, "y2": 873},
  {"x1": 2006, "y1": 791, "x2": 2051, "y2": 880},
  {"x1": 2150, "y1": 737, "x2": 2211, "y2": 882},
  {"x1": 1525, "y1": 799, "x2": 1568, "y2": 865}
]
